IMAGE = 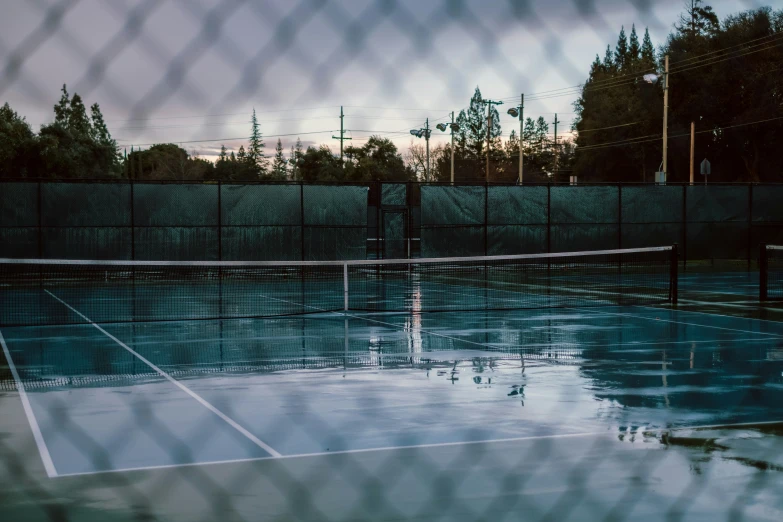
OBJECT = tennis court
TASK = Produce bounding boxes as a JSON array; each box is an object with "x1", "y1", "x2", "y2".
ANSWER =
[{"x1": 2, "y1": 247, "x2": 783, "y2": 520}]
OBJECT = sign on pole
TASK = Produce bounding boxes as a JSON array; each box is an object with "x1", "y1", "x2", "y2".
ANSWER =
[{"x1": 700, "y1": 158, "x2": 711, "y2": 185}]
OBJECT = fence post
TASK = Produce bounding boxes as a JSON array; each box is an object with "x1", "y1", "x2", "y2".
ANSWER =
[
  {"x1": 300, "y1": 183, "x2": 305, "y2": 261},
  {"x1": 130, "y1": 180, "x2": 135, "y2": 260},
  {"x1": 759, "y1": 243, "x2": 767, "y2": 301},
  {"x1": 682, "y1": 184, "x2": 687, "y2": 270},
  {"x1": 546, "y1": 183, "x2": 551, "y2": 254},
  {"x1": 747, "y1": 183, "x2": 753, "y2": 270},
  {"x1": 37, "y1": 181, "x2": 43, "y2": 259},
  {"x1": 217, "y1": 180, "x2": 222, "y2": 261},
  {"x1": 671, "y1": 243, "x2": 679, "y2": 304},
  {"x1": 484, "y1": 183, "x2": 488, "y2": 256},
  {"x1": 618, "y1": 184, "x2": 622, "y2": 250}
]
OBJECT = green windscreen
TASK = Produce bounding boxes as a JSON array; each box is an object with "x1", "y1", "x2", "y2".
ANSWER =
[
  {"x1": 621, "y1": 186, "x2": 683, "y2": 250},
  {"x1": 221, "y1": 184, "x2": 302, "y2": 260},
  {"x1": 486, "y1": 186, "x2": 547, "y2": 255},
  {"x1": 0, "y1": 182, "x2": 39, "y2": 258},
  {"x1": 40, "y1": 183, "x2": 132, "y2": 260},
  {"x1": 420, "y1": 185, "x2": 485, "y2": 257},
  {"x1": 550, "y1": 186, "x2": 619, "y2": 252},
  {"x1": 686, "y1": 186, "x2": 748, "y2": 260},
  {"x1": 133, "y1": 183, "x2": 219, "y2": 261},
  {"x1": 303, "y1": 185, "x2": 368, "y2": 260}
]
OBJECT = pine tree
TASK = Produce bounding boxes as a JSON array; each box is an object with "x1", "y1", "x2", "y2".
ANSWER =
[
  {"x1": 54, "y1": 84, "x2": 70, "y2": 125},
  {"x1": 615, "y1": 26, "x2": 629, "y2": 71},
  {"x1": 628, "y1": 25, "x2": 641, "y2": 70},
  {"x1": 454, "y1": 109, "x2": 469, "y2": 156},
  {"x1": 68, "y1": 94, "x2": 92, "y2": 138},
  {"x1": 90, "y1": 103, "x2": 114, "y2": 146},
  {"x1": 466, "y1": 87, "x2": 486, "y2": 158},
  {"x1": 218, "y1": 145, "x2": 227, "y2": 162},
  {"x1": 641, "y1": 28, "x2": 656, "y2": 69},
  {"x1": 272, "y1": 138, "x2": 286, "y2": 179},
  {"x1": 603, "y1": 45, "x2": 615, "y2": 72},
  {"x1": 247, "y1": 108, "x2": 267, "y2": 174}
]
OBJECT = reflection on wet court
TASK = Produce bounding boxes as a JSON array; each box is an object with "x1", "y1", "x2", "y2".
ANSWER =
[{"x1": 3, "y1": 301, "x2": 783, "y2": 476}]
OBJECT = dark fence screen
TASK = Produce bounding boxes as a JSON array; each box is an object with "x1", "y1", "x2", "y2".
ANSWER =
[{"x1": 1, "y1": 181, "x2": 781, "y2": 265}]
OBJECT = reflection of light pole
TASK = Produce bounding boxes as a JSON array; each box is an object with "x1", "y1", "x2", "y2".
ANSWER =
[
  {"x1": 481, "y1": 98, "x2": 503, "y2": 182},
  {"x1": 410, "y1": 119, "x2": 432, "y2": 181},
  {"x1": 507, "y1": 94, "x2": 524, "y2": 184},
  {"x1": 437, "y1": 116, "x2": 461, "y2": 183}
]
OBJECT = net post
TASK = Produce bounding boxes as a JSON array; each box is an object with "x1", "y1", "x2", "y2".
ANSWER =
[
  {"x1": 760, "y1": 243, "x2": 767, "y2": 302},
  {"x1": 343, "y1": 262, "x2": 349, "y2": 311},
  {"x1": 670, "y1": 243, "x2": 678, "y2": 304}
]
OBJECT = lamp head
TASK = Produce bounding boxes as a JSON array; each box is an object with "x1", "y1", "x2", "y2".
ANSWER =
[
  {"x1": 436, "y1": 123, "x2": 448, "y2": 132},
  {"x1": 507, "y1": 107, "x2": 519, "y2": 118}
]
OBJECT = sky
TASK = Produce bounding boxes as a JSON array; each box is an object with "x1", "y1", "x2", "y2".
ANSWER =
[{"x1": 0, "y1": 0, "x2": 761, "y2": 160}]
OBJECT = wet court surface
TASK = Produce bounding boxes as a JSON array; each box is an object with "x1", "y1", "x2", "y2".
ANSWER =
[
  {"x1": 2, "y1": 271, "x2": 783, "y2": 520},
  {"x1": 2, "y1": 302, "x2": 783, "y2": 476}
]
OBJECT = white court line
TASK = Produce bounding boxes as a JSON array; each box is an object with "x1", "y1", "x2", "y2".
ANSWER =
[
  {"x1": 44, "y1": 290, "x2": 282, "y2": 458},
  {"x1": 637, "y1": 304, "x2": 783, "y2": 325},
  {"x1": 678, "y1": 297, "x2": 783, "y2": 313},
  {"x1": 0, "y1": 329, "x2": 58, "y2": 478},
  {"x1": 569, "y1": 306, "x2": 783, "y2": 338},
  {"x1": 53, "y1": 417, "x2": 783, "y2": 478},
  {"x1": 55, "y1": 430, "x2": 611, "y2": 477}
]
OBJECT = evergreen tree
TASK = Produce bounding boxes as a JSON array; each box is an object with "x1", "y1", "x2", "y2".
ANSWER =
[
  {"x1": 272, "y1": 138, "x2": 287, "y2": 179},
  {"x1": 615, "y1": 26, "x2": 629, "y2": 71},
  {"x1": 454, "y1": 109, "x2": 469, "y2": 156},
  {"x1": 677, "y1": 0, "x2": 719, "y2": 38},
  {"x1": 628, "y1": 25, "x2": 641, "y2": 70},
  {"x1": 603, "y1": 45, "x2": 615, "y2": 73},
  {"x1": 247, "y1": 108, "x2": 267, "y2": 174},
  {"x1": 641, "y1": 28, "x2": 656, "y2": 69},
  {"x1": 465, "y1": 87, "x2": 486, "y2": 158},
  {"x1": 53, "y1": 84, "x2": 70, "y2": 126},
  {"x1": 68, "y1": 94, "x2": 92, "y2": 138}
]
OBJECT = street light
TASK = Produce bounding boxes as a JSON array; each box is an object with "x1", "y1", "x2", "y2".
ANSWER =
[
  {"x1": 435, "y1": 115, "x2": 460, "y2": 183},
  {"x1": 506, "y1": 94, "x2": 524, "y2": 184},
  {"x1": 410, "y1": 119, "x2": 432, "y2": 181}
]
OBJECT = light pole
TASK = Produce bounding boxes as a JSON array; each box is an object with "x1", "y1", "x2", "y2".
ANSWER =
[
  {"x1": 507, "y1": 94, "x2": 524, "y2": 184},
  {"x1": 437, "y1": 115, "x2": 461, "y2": 183},
  {"x1": 642, "y1": 56, "x2": 669, "y2": 183},
  {"x1": 410, "y1": 120, "x2": 432, "y2": 181},
  {"x1": 481, "y1": 98, "x2": 503, "y2": 182}
]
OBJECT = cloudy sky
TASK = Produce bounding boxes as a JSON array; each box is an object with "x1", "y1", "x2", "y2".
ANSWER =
[{"x1": 0, "y1": 0, "x2": 759, "y2": 159}]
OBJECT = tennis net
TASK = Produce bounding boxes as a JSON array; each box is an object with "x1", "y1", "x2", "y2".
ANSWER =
[
  {"x1": 759, "y1": 244, "x2": 783, "y2": 301},
  {"x1": 0, "y1": 246, "x2": 677, "y2": 327}
]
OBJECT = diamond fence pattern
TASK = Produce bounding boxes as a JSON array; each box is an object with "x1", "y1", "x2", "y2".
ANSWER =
[{"x1": 1, "y1": 2, "x2": 781, "y2": 521}]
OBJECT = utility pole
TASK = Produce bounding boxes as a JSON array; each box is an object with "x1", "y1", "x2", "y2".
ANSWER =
[
  {"x1": 425, "y1": 118, "x2": 430, "y2": 182},
  {"x1": 662, "y1": 55, "x2": 670, "y2": 179},
  {"x1": 481, "y1": 99, "x2": 503, "y2": 182},
  {"x1": 518, "y1": 94, "x2": 524, "y2": 184},
  {"x1": 553, "y1": 113, "x2": 560, "y2": 180},
  {"x1": 689, "y1": 121, "x2": 695, "y2": 185},
  {"x1": 450, "y1": 112, "x2": 455, "y2": 184},
  {"x1": 332, "y1": 106, "x2": 351, "y2": 168}
]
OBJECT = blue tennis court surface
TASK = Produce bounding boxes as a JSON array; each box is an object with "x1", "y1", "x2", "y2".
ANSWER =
[{"x1": 2, "y1": 275, "x2": 783, "y2": 477}]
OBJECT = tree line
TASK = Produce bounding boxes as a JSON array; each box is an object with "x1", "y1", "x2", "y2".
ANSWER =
[{"x1": 1, "y1": 2, "x2": 780, "y2": 182}]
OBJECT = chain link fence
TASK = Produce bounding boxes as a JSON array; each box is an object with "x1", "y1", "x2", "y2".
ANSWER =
[{"x1": 2, "y1": 2, "x2": 782, "y2": 521}]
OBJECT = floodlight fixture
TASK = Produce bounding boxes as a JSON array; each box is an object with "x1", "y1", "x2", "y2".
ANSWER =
[
  {"x1": 643, "y1": 73, "x2": 660, "y2": 84},
  {"x1": 450, "y1": 123, "x2": 460, "y2": 131},
  {"x1": 507, "y1": 107, "x2": 519, "y2": 118},
  {"x1": 436, "y1": 123, "x2": 448, "y2": 132}
]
